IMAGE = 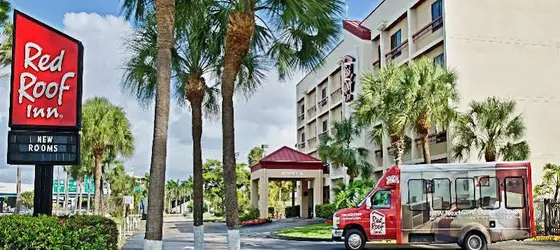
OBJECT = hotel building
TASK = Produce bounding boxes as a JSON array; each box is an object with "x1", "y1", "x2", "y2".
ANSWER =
[{"x1": 295, "y1": 0, "x2": 560, "y2": 202}]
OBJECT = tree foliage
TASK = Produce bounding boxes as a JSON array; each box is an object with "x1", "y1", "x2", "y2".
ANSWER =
[
  {"x1": 452, "y1": 97, "x2": 530, "y2": 162},
  {"x1": 332, "y1": 179, "x2": 375, "y2": 209},
  {"x1": 318, "y1": 117, "x2": 372, "y2": 179}
]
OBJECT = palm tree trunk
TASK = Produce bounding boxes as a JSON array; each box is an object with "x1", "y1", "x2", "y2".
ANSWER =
[
  {"x1": 64, "y1": 168, "x2": 69, "y2": 215},
  {"x1": 77, "y1": 180, "x2": 82, "y2": 214},
  {"x1": 145, "y1": 0, "x2": 174, "y2": 247},
  {"x1": 222, "y1": 10, "x2": 256, "y2": 250},
  {"x1": 94, "y1": 154, "x2": 103, "y2": 215},
  {"x1": 390, "y1": 136, "x2": 405, "y2": 165},
  {"x1": 554, "y1": 183, "x2": 559, "y2": 202},
  {"x1": 87, "y1": 176, "x2": 91, "y2": 214},
  {"x1": 15, "y1": 165, "x2": 21, "y2": 214},
  {"x1": 420, "y1": 132, "x2": 431, "y2": 164},
  {"x1": 188, "y1": 78, "x2": 205, "y2": 250}
]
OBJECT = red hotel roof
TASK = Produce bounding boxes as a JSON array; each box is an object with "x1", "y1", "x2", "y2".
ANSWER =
[
  {"x1": 260, "y1": 146, "x2": 322, "y2": 163},
  {"x1": 343, "y1": 20, "x2": 371, "y2": 40}
]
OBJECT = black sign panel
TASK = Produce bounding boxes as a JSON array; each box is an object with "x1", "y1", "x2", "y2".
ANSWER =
[{"x1": 7, "y1": 130, "x2": 80, "y2": 165}]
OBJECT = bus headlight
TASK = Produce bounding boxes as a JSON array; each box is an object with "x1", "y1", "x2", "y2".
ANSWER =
[{"x1": 333, "y1": 215, "x2": 340, "y2": 229}]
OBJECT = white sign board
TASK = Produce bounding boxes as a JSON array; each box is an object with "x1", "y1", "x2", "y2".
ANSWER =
[{"x1": 124, "y1": 195, "x2": 133, "y2": 205}]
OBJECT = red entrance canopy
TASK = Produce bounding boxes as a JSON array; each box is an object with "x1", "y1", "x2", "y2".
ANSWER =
[{"x1": 250, "y1": 146, "x2": 323, "y2": 172}]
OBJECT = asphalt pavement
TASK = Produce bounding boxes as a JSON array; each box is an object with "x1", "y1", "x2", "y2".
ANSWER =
[{"x1": 121, "y1": 216, "x2": 560, "y2": 250}]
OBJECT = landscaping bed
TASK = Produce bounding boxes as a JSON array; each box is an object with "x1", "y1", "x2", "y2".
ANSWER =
[
  {"x1": 241, "y1": 218, "x2": 271, "y2": 226},
  {"x1": 275, "y1": 222, "x2": 332, "y2": 240}
]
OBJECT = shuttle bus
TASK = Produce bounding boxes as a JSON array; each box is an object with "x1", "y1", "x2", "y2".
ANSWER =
[{"x1": 332, "y1": 161, "x2": 536, "y2": 250}]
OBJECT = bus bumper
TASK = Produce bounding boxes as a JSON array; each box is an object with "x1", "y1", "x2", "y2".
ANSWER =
[{"x1": 332, "y1": 229, "x2": 344, "y2": 241}]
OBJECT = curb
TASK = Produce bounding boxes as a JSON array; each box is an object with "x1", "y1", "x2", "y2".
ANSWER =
[{"x1": 270, "y1": 233, "x2": 333, "y2": 242}]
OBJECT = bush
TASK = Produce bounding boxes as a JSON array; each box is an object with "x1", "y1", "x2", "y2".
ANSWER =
[
  {"x1": 239, "y1": 207, "x2": 259, "y2": 222},
  {"x1": 315, "y1": 203, "x2": 337, "y2": 219},
  {"x1": 285, "y1": 205, "x2": 300, "y2": 218},
  {"x1": 0, "y1": 215, "x2": 118, "y2": 250}
]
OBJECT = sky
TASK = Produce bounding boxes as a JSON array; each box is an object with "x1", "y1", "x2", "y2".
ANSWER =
[{"x1": 1, "y1": 0, "x2": 382, "y2": 184}]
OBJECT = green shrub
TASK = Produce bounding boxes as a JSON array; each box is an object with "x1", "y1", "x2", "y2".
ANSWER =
[
  {"x1": 0, "y1": 215, "x2": 118, "y2": 250},
  {"x1": 240, "y1": 207, "x2": 260, "y2": 222},
  {"x1": 315, "y1": 203, "x2": 337, "y2": 219},
  {"x1": 285, "y1": 205, "x2": 300, "y2": 218}
]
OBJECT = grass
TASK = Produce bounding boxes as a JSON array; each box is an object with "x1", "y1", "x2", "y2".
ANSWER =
[
  {"x1": 276, "y1": 223, "x2": 332, "y2": 239},
  {"x1": 529, "y1": 236, "x2": 560, "y2": 241}
]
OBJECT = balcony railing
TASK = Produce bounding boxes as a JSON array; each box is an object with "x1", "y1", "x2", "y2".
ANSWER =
[
  {"x1": 307, "y1": 137, "x2": 317, "y2": 149},
  {"x1": 297, "y1": 142, "x2": 306, "y2": 149},
  {"x1": 372, "y1": 59, "x2": 380, "y2": 70},
  {"x1": 412, "y1": 16, "x2": 443, "y2": 41},
  {"x1": 319, "y1": 97, "x2": 328, "y2": 107},
  {"x1": 385, "y1": 40, "x2": 409, "y2": 61},
  {"x1": 307, "y1": 105, "x2": 317, "y2": 118},
  {"x1": 330, "y1": 88, "x2": 342, "y2": 104},
  {"x1": 414, "y1": 131, "x2": 447, "y2": 145}
]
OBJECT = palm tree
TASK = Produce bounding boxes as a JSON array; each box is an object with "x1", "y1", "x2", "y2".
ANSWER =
[
  {"x1": 452, "y1": 97, "x2": 530, "y2": 162},
  {"x1": 123, "y1": 6, "x2": 264, "y2": 248},
  {"x1": 540, "y1": 163, "x2": 560, "y2": 202},
  {"x1": 0, "y1": 0, "x2": 12, "y2": 68},
  {"x1": 332, "y1": 179, "x2": 375, "y2": 209},
  {"x1": 318, "y1": 117, "x2": 373, "y2": 180},
  {"x1": 81, "y1": 97, "x2": 135, "y2": 215},
  {"x1": 120, "y1": 0, "x2": 175, "y2": 246},
  {"x1": 247, "y1": 146, "x2": 264, "y2": 166},
  {"x1": 64, "y1": 166, "x2": 71, "y2": 215},
  {"x1": 407, "y1": 57, "x2": 459, "y2": 163},
  {"x1": 354, "y1": 63, "x2": 416, "y2": 165},
  {"x1": 70, "y1": 158, "x2": 92, "y2": 214},
  {"x1": 205, "y1": 2, "x2": 344, "y2": 243}
]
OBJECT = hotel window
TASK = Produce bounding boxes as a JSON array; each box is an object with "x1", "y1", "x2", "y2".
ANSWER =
[
  {"x1": 300, "y1": 104, "x2": 305, "y2": 114},
  {"x1": 432, "y1": 0, "x2": 443, "y2": 30},
  {"x1": 390, "y1": 30, "x2": 402, "y2": 58},
  {"x1": 434, "y1": 53, "x2": 444, "y2": 66},
  {"x1": 322, "y1": 120, "x2": 328, "y2": 132},
  {"x1": 301, "y1": 133, "x2": 305, "y2": 142}
]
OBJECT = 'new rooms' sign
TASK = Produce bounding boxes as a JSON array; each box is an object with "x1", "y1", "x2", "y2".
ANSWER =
[{"x1": 9, "y1": 10, "x2": 83, "y2": 130}]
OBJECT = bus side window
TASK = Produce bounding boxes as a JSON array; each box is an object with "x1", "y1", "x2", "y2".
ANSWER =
[
  {"x1": 408, "y1": 179, "x2": 428, "y2": 211},
  {"x1": 455, "y1": 178, "x2": 476, "y2": 210},
  {"x1": 479, "y1": 176, "x2": 500, "y2": 209},
  {"x1": 505, "y1": 176, "x2": 525, "y2": 209},
  {"x1": 432, "y1": 178, "x2": 451, "y2": 210}
]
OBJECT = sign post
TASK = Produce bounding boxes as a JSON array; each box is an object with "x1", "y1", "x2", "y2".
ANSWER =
[{"x1": 8, "y1": 10, "x2": 83, "y2": 216}]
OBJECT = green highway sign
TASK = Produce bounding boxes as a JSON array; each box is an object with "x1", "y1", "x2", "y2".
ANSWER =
[{"x1": 53, "y1": 176, "x2": 94, "y2": 194}]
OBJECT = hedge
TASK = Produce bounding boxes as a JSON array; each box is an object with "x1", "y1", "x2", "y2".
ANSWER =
[
  {"x1": 0, "y1": 215, "x2": 118, "y2": 250},
  {"x1": 240, "y1": 207, "x2": 260, "y2": 222},
  {"x1": 285, "y1": 205, "x2": 300, "y2": 218},
  {"x1": 315, "y1": 204, "x2": 337, "y2": 219}
]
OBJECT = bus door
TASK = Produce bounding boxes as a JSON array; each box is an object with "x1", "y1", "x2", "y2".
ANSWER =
[{"x1": 367, "y1": 188, "x2": 398, "y2": 243}]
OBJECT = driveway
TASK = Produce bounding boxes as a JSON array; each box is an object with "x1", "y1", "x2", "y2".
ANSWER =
[{"x1": 121, "y1": 217, "x2": 560, "y2": 250}]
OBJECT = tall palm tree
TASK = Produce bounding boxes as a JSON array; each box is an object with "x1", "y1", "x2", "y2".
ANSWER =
[
  {"x1": 64, "y1": 166, "x2": 71, "y2": 215},
  {"x1": 354, "y1": 63, "x2": 416, "y2": 165},
  {"x1": 81, "y1": 97, "x2": 135, "y2": 215},
  {"x1": 206, "y1": 2, "x2": 344, "y2": 244},
  {"x1": 407, "y1": 57, "x2": 459, "y2": 163},
  {"x1": 123, "y1": 6, "x2": 264, "y2": 248},
  {"x1": 452, "y1": 97, "x2": 530, "y2": 162},
  {"x1": 121, "y1": 0, "x2": 175, "y2": 246},
  {"x1": 318, "y1": 117, "x2": 373, "y2": 180},
  {"x1": 70, "y1": 158, "x2": 92, "y2": 214}
]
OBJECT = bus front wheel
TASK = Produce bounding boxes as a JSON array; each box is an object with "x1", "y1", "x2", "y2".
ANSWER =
[
  {"x1": 344, "y1": 229, "x2": 366, "y2": 250},
  {"x1": 461, "y1": 231, "x2": 488, "y2": 250}
]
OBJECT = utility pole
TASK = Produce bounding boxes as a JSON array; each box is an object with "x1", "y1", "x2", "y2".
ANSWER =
[{"x1": 15, "y1": 165, "x2": 22, "y2": 214}]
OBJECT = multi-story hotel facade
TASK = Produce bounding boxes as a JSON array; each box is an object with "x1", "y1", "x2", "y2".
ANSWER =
[{"x1": 295, "y1": 0, "x2": 560, "y2": 202}]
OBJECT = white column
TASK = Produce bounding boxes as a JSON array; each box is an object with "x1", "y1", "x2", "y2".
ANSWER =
[
  {"x1": 300, "y1": 180, "x2": 309, "y2": 218},
  {"x1": 407, "y1": 8, "x2": 417, "y2": 55},
  {"x1": 258, "y1": 176, "x2": 268, "y2": 218},
  {"x1": 313, "y1": 177, "x2": 323, "y2": 218}
]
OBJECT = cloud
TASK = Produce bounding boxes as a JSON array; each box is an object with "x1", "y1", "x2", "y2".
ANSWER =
[{"x1": 1, "y1": 12, "x2": 299, "y2": 184}]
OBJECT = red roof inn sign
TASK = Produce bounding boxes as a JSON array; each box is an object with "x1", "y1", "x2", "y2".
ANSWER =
[
  {"x1": 341, "y1": 55, "x2": 356, "y2": 102},
  {"x1": 7, "y1": 11, "x2": 83, "y2": 165}
]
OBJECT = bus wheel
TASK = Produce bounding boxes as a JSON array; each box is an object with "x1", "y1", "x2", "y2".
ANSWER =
[
  {"x1": 462, "y1": 232, "x2": 487, "y2": 250},
  {"x1": 344, "y1": 229, "x2": 366, "y2": 250}
]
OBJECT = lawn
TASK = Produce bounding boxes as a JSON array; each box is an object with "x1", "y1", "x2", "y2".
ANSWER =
[{"x1": 276, "y1": 223, "x2": 332, "y2": 239}]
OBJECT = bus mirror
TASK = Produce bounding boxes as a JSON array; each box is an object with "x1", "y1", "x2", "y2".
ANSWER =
[{"x1": 366, "y1": 198, "x2": 372, "y2": 209}]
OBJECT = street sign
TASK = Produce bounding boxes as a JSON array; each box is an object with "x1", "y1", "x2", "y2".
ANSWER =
[
  {"x1": 7, "y1": 130, "x2": 80, "y2": 165},
  {"x1": 9, "y1": 10, "x2": 83, "y2": 131},
  {"x1": 53, "y1": 176, "x2": 94, "y2": 194}
]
